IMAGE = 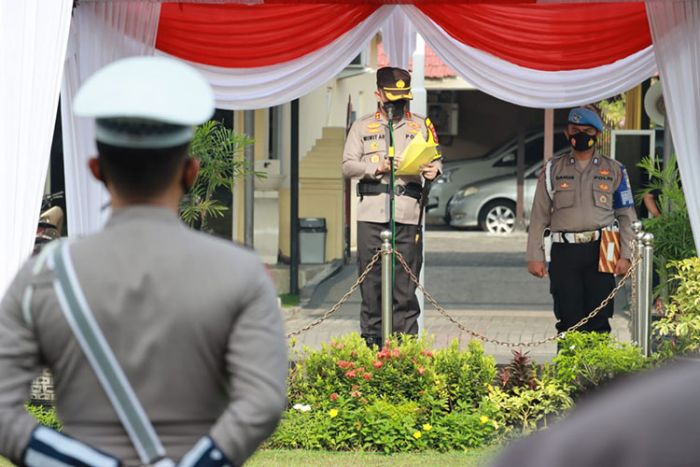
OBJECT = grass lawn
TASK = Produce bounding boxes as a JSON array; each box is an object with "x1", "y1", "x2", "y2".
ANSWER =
[
  {"x1": 2, "y1": 448, "x2": 499, "y2": 467},
  {"x1": 247, "y1": 448, "x2": 499, "y2": 466}
]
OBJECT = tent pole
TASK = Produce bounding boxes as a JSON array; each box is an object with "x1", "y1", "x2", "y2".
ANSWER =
[
  {"x1": 244, "y1": 110, "x2": 255, "y2": 248},
  {"x1": 290, "y1": 99, "x2": 300, "y2": 296}
]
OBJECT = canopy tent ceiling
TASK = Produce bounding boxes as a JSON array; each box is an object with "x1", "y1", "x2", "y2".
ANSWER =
[{"x1": 1, "y1": 0, "x2": 699, "y2": 298}]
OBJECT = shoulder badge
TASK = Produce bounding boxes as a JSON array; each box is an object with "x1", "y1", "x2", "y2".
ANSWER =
[
  {"x1": 425, "y1": 117, "x2": 439, "y2": 144},
  {"x1": 367, "y1": 122, "x2": 381, "y2": 129}
]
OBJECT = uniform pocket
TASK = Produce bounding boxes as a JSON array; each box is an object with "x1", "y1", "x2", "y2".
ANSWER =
[
  {"x1": 593, "y1": 190, "x2": 613, "y2": 210},
  {"x1": 553, "y1": 187, "x2": 575, "y2": 209}
]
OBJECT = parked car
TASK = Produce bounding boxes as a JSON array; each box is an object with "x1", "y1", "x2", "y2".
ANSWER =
[
  {"x1": 447, "y1": 160, "x2": 544, "y2": 234},
  {"x1": 427, "y1": 129, "x2": 569, "y2": 225}
]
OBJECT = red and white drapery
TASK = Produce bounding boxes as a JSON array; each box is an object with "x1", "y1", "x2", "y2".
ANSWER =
[{"x1": 156, "y1": 2, "x2": 656, "y2": 109}]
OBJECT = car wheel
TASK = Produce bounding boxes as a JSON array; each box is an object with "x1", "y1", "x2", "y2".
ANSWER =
[
  {"x1": 479, "y1": 200, "x2": 516, "y2": 234},
  {"x1": 443, "y1": 196, "x2": 454, "y2": 225}
]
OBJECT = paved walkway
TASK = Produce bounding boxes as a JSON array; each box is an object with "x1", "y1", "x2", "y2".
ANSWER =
[{"x1": 283, "y1": 230, "x2": 632, "y2": 364}]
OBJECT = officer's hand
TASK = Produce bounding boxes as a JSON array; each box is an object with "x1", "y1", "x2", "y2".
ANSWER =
[
  {"x1": 614, "y1": 258, "x2": 631, "y2": 276},
  {"x1": 393, "y1": 152, "x2": 404, "y2": 168},
  {"x1": 375, "y1": 158, "x2": 391, "y2": 175},
  {"x1": 421, "y1": 163, "x2": 439, "y2": 181},
  {"x1": 528, "y1": 261, "x2": 547, "y2": 278}
]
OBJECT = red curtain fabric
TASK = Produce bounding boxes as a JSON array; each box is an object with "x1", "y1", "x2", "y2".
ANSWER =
[
  {"x1": 418, "y1": 3, "x2": 651, "y2": 71},
  {"x1": 157, "y1": 3, "x2": 378, "y2": 67}
]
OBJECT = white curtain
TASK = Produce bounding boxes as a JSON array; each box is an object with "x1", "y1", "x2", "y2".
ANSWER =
[
  {"x1": 403, "y1": 5, "x2": 657, "y2": 109},
  {"x1": 646, "y1": 0, "x2": 700, "y2": 251},
  {"x1": 169, "y1": 6, "x2": 395, "y2": 110},
  {"x1": 61, "y1": 3, "x2": 161, "y2": 238},
  {"x1": 380, "y1": 7, "x2": 416, "y2": 69},
  {"x1": 0, "y1": 1, "x2": 73, "y2": 296}
]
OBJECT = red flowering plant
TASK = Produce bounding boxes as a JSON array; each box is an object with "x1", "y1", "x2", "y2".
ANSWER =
[{"x1": 273, "y1": 333, "x2": 501, "y2": 452}]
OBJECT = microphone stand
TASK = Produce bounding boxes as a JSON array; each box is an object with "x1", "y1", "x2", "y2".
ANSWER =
[{"x1": 386, "y1": 105, "x2": 396, "y2": 285}]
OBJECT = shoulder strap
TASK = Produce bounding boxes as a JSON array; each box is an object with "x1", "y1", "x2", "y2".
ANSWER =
[
  {"x1": 51, "y1": 242, "x2": 171, "y2": 466},
  {"x1": 544, "y1": 159, "x2": 555, "y2": 200}
]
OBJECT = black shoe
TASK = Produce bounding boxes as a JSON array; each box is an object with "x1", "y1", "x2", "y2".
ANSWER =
[{"x1": 363, "y1": 335, "x2": 381, "y2": 348}]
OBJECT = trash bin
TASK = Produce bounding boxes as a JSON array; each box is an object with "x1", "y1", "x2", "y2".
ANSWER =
[{"x1": 299, "y1": 218, "x2": 326, "y2": 264}]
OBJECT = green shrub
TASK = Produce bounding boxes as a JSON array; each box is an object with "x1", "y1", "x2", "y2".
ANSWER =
[
  {"x1": 434, "y1": 340, "x2": 496, "y2": 410},
  {"x1": 289, "y1": 334, "x2": 494, "y2": 414},
  {"x1": 552, "y1": 332, "x2": 646, "y2": 394},
  {"x1": 25, "y1": 403, "x2": 61, "y2": 431},
  {"x1": 279, "y1": 334, "x2": 499, "y2": 452},
  {"x1": 654, "y1": 258, "x2": 700, "y2": 356},
  {"x1": 483, "y1": 378, "x2": 572, "y2": 434}
]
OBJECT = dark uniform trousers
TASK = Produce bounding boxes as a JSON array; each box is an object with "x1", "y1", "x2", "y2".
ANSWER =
[
  {"x1": 357, "y1": 221, "x2": 422, "y2": 341},
  {"x1": 549, "y1": 241, "x2": 616, "y2": 333}
]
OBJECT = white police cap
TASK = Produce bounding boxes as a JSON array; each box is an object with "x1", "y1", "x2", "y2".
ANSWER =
[{"x1": 74, "y1": 56, "x2": 214, "y2": 148}]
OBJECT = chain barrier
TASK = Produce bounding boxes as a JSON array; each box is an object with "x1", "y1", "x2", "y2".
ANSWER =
[
  {"x1": 395, "y1": 249, "x2": 641, "y2": 348},
  {"x1": 287, "y1": 247, "x2": 641, "y2": 348},
  {"x1": 286, "y1": 251, "x2": 382, "y2": 338}
]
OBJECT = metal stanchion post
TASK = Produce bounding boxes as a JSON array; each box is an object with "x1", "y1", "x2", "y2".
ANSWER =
[
  {"x1": 634, "y1": 223, "x2": 644, "y2": 346},
  {"x1": 640, "y1": 233, "x2": 655, "y2": 357},
  {"x1": 631, "y1": 221, "x2": 643, "y2": 345},
  {"x1": 381, "y1": 230, "x2": 393, "y2": 343}
]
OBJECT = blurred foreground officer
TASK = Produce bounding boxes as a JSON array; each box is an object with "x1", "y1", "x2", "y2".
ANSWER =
[
  {"x1": 491, "y1": 361, "x2": 700, "y2": 467},
  {"x1": 342, "y1": 67, "x2": 441, "y2": 348},
  {"x1": 0, "y1": 57, "x2": 287, "y2": 466},
  {"x1": 526, "y1": 107, "x2": 637, "y2": 334}
]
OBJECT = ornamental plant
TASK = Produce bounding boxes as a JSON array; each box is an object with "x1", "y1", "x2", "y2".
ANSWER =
[
  {"x1": 276, "y1": 334, "x2": 501, "y2": 452},
  {"x1": 552, "y1": 331, "x2": 647, "y2": 395},
  {"x1": 179, "y1": 120, "x2": 257, "y2": 232},
  {"x1": 654, "y1": 258, "x2": 700, "y2": 356}
]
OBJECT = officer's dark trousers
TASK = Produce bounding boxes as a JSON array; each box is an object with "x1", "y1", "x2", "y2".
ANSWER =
[
  {"x1": 549, "y1": 241, "x2": 616, "y2": 334},
  {"x1": 357, "y1": 221, "x2": 422, "y2": 340}
]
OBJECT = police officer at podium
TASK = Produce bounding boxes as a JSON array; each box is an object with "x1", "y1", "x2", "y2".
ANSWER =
[
  {"x1": 342, "y1": 67, "x2": 442, "y2": 348},
  {"x1": 527, "y1": 106, "x2": 637, "y2": 334},
  {"x1": 0, "y1": 57, "x2": 287, "y2": 466}
]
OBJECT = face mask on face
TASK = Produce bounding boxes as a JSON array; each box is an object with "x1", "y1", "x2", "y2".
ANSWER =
[
  {"x1": 569, "y1": 132, "x2": 597, "y2": 152},
  {"x1": 383, "y1": 99, "x2": 407, "y2": 119}
]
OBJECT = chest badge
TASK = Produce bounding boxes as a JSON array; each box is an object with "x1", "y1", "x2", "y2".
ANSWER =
[
  {"x1": 371, "y1": 155, "x2": 380, "y2": 163},
  {"x1": 599, "y1": 194, "x2": 608, "y2": 204},
  {"x1": 370, "y1": 142, "x2": 379, "y2": 151},
  {"x1": 598, "y1": 182, "x2": 610, "y2": 191},
  {"x1": 367, "y1": 122, "x2": 381, "y2": 129},
  {"x1": 559, "y1": 182, "x2": 570, "y2": 189},
  {"x1": 599, "y1": 169, "x2": 610, "y2": 176}
]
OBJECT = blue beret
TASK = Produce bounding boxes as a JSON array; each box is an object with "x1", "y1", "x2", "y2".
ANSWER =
[{"x1": 568, "y1": 107, "x2": 603, "y2": 132}]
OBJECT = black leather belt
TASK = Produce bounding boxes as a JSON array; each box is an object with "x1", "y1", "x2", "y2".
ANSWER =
[{"x1": 357, "y1": 182, "x2": 422, "y2": 200}]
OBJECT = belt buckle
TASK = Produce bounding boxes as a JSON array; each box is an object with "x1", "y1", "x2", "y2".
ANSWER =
[
  {"x1": 394, "y1": 185, "x2": 406, "y2": 196},
  {"x1": 575, "y1": 232, "x2": 593, "y2": 243}
]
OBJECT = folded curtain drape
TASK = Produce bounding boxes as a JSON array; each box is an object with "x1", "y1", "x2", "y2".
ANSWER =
[
  {"x1": 646, "y1": 0, "x2": 700, "y2": 251},
  {"x1": 0, "y1": 1, "x2": 73, "y2": 296},
  {"x1": 158, "y1": 6, "x2": 395, "y2": 110},
  {"x1": 61, "y1": 2, "x2": 161, "y2": 238}
]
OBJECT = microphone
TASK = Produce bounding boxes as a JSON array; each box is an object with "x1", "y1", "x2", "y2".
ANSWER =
[{"x1": 384, "y1": 103, "x2": 395, "y2": 122}]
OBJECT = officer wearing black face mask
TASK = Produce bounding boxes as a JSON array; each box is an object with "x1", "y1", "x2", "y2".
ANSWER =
[
  {"x1": 526, "y1": 106, "x2": 637, "y2": 335},
  {"x1": 342, "y1": 67, "x2": 442, "y2": 348}
]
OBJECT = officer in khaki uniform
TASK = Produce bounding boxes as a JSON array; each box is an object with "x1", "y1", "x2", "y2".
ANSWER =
[
  {"x1": 343, "y1": 67, "x2": 442, "y2": 347},
  {"x1": 527, "y1": 107, "x2": 637, "y2": 334},
  {"x1": 0, "y1": 57, "x2": 287, "y2": 466}
]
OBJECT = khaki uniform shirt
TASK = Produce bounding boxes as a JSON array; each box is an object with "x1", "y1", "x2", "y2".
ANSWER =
[
  {"x1": 342, "y1": 111, "x2": 442, "y2": 224},
  {"x1": 527, "y1": 152, "x2": 637, "y2": 262},
  {"x1": 0, "y1": 207, "x2": 288, "y2": 466}
]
